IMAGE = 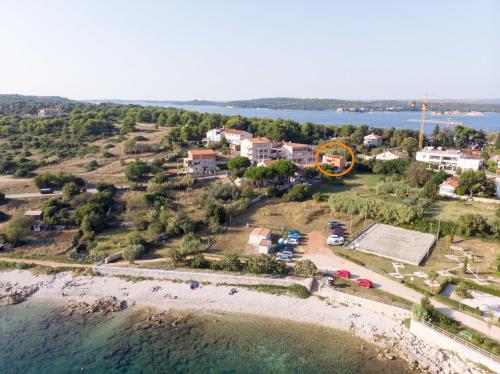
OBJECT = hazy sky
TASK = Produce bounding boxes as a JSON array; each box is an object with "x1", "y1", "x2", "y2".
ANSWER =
[{"x1": 1, "y1": 0, "x2": 499, "y2": 101}]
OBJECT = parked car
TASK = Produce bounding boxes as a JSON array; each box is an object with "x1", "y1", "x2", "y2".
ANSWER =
[
  {"x1": 287, "y1": 230, "x2": 302, "y2": 237},
  {"x1": 40, "y1": 188, "x2": 53, "y2": 194},
  {"x1": 330, "y1": 227, "x2": 345, "y2": 235},
  {"x1": 326, "y1": 235, "x2": 344, "y2": 246},
  {"x1": 335, "y1": 270, "x2": 351, "y2": 279},
  {"x1": 281, "y1": 250, "x2": 293, "y2": 257},
  {"x1": 284, "y1": 238, "x2": 299, "y2": 245},
  {"x1": 276, "y1": 255, "x2": 293, "y2": 262},
  {"x1": 354, "y1": 278, "x2": 373, "y2": 288},
  {"x1": 327, "y1": 220, "x2": 340, "y2": 228},
  {"x1": 328, "y1": 234, "x2": 344, "y2": 240},
  {"x1": 287, "y1": 233, "x2": 302, "y2": 240}
]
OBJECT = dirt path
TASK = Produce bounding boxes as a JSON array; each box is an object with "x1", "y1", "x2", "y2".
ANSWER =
[{"x1": 0, "y1": 257, "x2": 91, "y2": 268}]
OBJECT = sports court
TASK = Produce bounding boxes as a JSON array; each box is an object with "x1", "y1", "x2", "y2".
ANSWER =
[{"x1": 349, "y1": 223, "x2": 437, "y2": 266}]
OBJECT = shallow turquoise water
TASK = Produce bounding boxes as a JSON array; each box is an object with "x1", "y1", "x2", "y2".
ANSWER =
[{"x1": 0, "y1": 301, "x2": 414, "y2": 374}]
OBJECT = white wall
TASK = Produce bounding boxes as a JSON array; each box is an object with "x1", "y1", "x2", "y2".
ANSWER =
[{"x1": 410, "y1": 319, "x2": 500, "y2": 373}]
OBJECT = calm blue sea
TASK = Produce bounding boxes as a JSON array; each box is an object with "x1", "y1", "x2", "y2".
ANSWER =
[
  {"x1": 135, "y1": 102, "x2": 500, "y2": 133},
  {"x1": 0, "y1": 301, "x2": 413, "y2": 374}
]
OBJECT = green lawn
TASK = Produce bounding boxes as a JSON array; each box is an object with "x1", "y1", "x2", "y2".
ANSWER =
[
  {"x1": 428, "y1": 198, "x2": 498, "y2": 222},
  {"x1": 310, "y1": 173, "x2": 381, "y2": 197}
]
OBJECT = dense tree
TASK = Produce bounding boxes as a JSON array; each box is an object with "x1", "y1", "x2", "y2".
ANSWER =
[
  {"x1": 62, "y1": 181, "x2": 81, "y2": 200},
  {"x1": 405, "y1": 162, "x2": 433, "y2": 187},
  {"x1": 401, "y1": 137, "x2": 419, "y2": 157},
  {"x1": 125, "y1": 160, "x2": 155, "y2": 182},
  {"x1": 459, "y1": 170, "x2": 496, "y2": 197},
  {"x1": 1, "y1": 215, "x2": 33, "y2": 246}
]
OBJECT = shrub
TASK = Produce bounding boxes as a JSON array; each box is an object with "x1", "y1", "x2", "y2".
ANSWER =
[
  {"x1": 294, "y1": 259, "x2": 317, "y2": 278},
  {"x1": 0, "y1": 215, "x2": 33, "y2": 246},
  {"x1": 96, "y1": 182, "x2": 117, "y2": 194},
  {"x1": 455, "y1": 280, "x2": 472, "y2": 299},
  {"x1": 127, "y1": 231, "x2": 145, "y2": 246},
  {"x1": 245, "y1": 255, "x2": 287, "y2": 275},
  {"x1": 34, "y1": 172, "x2": 84, "y2": 189},
  {"x1": 288, "y1": 284, "x2": 310, "y2": 298},
  {"x1": 220, "y1": 252, "x2": 242, "y2": 271},
  {"x1": 190, "y1": 253, "x2": 209, "y2": 269},
  {"x1": 282, "y1": 184, "x2": 309, "y2": 202},
  {"x1": 62, "y1": 181, "x2": 81, "y2": 200},
  {"x1": 123, "y1": 244, "x2": 145, "y2": 263},
  {"x1": 456, "y1": 214, "x2": 491, "y2": 238},
  {"x1": 168, "y1": 248, "x2": 187, "y2": 266},
  {"x1": 181, "y1": 232, "x2": 201, "y2": 252}
]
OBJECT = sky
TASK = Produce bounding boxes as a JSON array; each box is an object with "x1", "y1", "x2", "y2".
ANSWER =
[{"x1": 1, "y1": 0, "x2": 499, "y2": 101}]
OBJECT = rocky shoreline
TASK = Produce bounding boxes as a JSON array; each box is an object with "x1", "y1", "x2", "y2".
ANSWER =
[{"x1": 0, "y1": 270, "x2": 491, "y2": 374}]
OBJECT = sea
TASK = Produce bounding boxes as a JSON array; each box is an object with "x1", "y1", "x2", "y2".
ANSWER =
[
  {"x1": 129, "y1": 102, "x2": 500, "y2": 134},
  {"x1": 0, "y1": 301, "x2": 414, "y2": 374}
]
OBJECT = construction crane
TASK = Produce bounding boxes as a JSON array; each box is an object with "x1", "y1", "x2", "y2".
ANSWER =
[{"x1": 418, "y1": 95, "x2": 427, "y2": 149}]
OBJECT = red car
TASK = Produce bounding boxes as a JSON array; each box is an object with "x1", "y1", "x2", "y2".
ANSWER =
[
  {"x1": 335, "y1": 270, "x2": 351, "y2": 279},
  {"x1": 354, "y1": 278, "x2": 373, "y2": 288}
]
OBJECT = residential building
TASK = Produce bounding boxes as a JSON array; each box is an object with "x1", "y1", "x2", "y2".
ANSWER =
[
  {"x1": 204, "y1": 128, "x2": 253, "y2": 152},
  {"x1": 416, "y1": 147, "x2": 482, "y2": 171},
  {"x1": 457, "y1": 155, "x2": 482, "y2": 171},
  {"x1": 258, "y1": 239, "x2": 272, "y2": 254},
  {"x1": 248, "y1": 227, "x2": 272, "y2": 246},
  {"x1": 373, "y1": 150, "x2": 405, "y2": 161},
  {"x1": 322, "y1": 154, "x2": 345, "y2": 169},
  {"x1": 221, "y1": 128, "x2": 253, "y2": 152},
  {"x1": 363, "y1": 133, "x2": 383, "y2": 147},
  {"x1": 281, "y1": 142, "x2": 315, "y2": 164},
  {"x1": 240, "y1": 137, "x2": 272, "y2": 164},
  {"x1": 38, "y1": 108, "x2": 63, "y2": 117},
  {"x1": 204, "y1": 128, "x2": 223, "y2": 143},
  {"x1": 183, "y1": 149, "x2": 217, "y2": 175},
  {"x1": 24, "y1": 210, "x2": 43, "y2": 220},
  {"x1": 439, "y1": 177, "x2": 459, "y2": 196}
]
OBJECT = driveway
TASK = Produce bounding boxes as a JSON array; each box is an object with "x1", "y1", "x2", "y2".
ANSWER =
[{"x1": 301, "y1": 230, "x2": 500, "y2": 339}]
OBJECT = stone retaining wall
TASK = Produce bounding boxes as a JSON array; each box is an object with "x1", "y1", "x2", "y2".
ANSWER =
[
  {"x1": 94, "y1": 265, "x2": 309, "y2": 289},
  {"x1": 410, "y1": 319, "x2": 500, "y2": 373}
]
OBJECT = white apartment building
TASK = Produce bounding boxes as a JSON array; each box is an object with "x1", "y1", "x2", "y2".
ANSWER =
[
  {"x1": 205, "y1": 128, "x2": 223, "y2": 143},
  {"x1": 38, "y1": 108, "x2": 63, "y2": 117},
  {"x1": 280, "y1": 142, "x2": 315, "y2": 164},
  {"x1": 240, "y1": 137, "x2": 272, "y2": 163},
  {"x1": 204, "y1": 128, "x2": 252, "y2": 144},
  {"x1": 416, "y1": 147, "x2": 481, "y2": 171},
  {"x1": 363, "y1": 133, "x2": 383, "y2": 147},
  {"x1": 183, "y1": 149, "x2": 217, "y2": 175}
]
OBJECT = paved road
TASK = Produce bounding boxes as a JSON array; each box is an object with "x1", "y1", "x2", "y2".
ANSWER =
[
  {"x1": 5, "y1": 188, "x2": 98, "y2": 199},
  {"x1": 305, "y1": 252, "x2": 500, "y2": 339}
]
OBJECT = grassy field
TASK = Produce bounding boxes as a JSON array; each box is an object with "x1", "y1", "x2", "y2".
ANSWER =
[
  {"x1": 310, "y1": 173, "x2": 381, "y2": 197},
  {"x1": 428, "y1": 198, "x2": 498, "y2": 222}
]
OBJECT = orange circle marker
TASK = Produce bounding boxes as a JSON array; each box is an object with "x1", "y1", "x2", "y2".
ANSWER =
[{"x1": 314, "y1": 141, "x2": 356, "y2": 177}]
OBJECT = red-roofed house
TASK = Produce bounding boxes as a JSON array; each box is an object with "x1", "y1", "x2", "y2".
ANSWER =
[
  {"x1": 322, "y1": 154, "x2": 345, "y2": 169},
  {"x1": 281, "y1": 142, "x2": 315, "y2": 164},
  {"x1": 249, "y1": 227, "x2": 272, "y2": 247},
  {"x1": 439, "y1": 177, "x2": 460, "y2": 196},
  {"x1": 363, "y1": 133, "x2": 383, "y2": 147},
  {"x1": 183, "y1": 149, "x2": 217, "y2": 175}
]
